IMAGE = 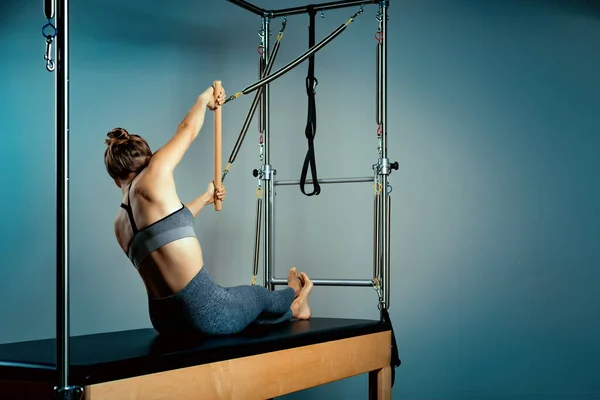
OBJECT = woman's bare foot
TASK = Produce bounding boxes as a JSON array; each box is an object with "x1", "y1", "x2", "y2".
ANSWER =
[
  {"x1": 291, "y1": 272, "x2": 313, "y2": 320},
  {"x1": 287, "y1": 267, "x2": 302, "y2": 297}
]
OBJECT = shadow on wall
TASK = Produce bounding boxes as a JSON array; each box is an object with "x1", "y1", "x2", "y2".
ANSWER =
[
  {"x1": 571, "y1": 0, "x2": 600, "y2": 18},
  {"x1": 0, "y1": 0, "x2": 19, "y2": 21},
  {"x1": 30, "y1": 0, "x2": 246, "y2": 50},
  {"x1": 549, "y1": 0, "x2": 600, "y2": 19}
]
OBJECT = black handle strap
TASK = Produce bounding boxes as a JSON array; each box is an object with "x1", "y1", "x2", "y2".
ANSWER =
[
  {"x1": 381, "y1": 308, "x2": 401, "y2": 387},
  {"x1": 300, "y1": 8, "x2": 321, "y2": 196}
]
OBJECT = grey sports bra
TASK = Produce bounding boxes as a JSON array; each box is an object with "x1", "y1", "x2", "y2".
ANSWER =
[{"x1": 120, "y1": 184, "x2": 196, "y2": 269}]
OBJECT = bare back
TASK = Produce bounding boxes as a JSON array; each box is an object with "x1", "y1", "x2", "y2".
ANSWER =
[{"x1": 114, "y1": 166, "x2": 204, "y2": 298}]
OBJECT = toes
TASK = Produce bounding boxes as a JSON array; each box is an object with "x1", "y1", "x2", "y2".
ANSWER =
[
  {"x1": 299, "y1": 273, "x2": 313, "y2": 290},
  {"x1": 297, "y1": 272, "x2": 305, "y2": 285},
  {"x1": 288, "y1": 267, "x2": 297, "y2": 280}
]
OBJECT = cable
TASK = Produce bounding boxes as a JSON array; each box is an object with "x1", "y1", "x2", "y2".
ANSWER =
[{"x1": 224, "y1": 8, "x2": 364, "y2": 104}]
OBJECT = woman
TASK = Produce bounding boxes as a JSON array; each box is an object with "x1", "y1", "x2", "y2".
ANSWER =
[{"x1": 103, "y1": 84, "x2": 313, "y2": 335}]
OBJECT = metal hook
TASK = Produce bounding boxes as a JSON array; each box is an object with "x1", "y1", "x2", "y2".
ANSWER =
[
  {"x1": 44, "y1": 37, "x2": 55, "y2": 72},
  {"x1": 350, "y1": 5, "x2": 364, "y2": 20},
  {"x1": 371, "y1": 279, "x2": 386, "y2": 310},
  {"x1": 279, "y1": 16, "x2": 287, "y2": 34},
  {"x1": 375, "y1": 9, "x2": 382, "y2": 22},
  {"x1": 42, "y1": 19, "x2": 56, "y2": 71}
]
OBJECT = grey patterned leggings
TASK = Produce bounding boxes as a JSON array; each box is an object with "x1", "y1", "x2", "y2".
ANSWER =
[{"x1": 148, "y1": 266, "x2": 295, "y2": 335}]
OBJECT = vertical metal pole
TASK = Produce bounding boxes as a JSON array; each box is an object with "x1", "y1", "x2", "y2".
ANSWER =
[
  {"x1": 374, "y1": 3, "x2": 383, "y2": 286},
  {"x1": 262, "y1": 16, "x2": 274, "y2": 290},
  {"x1": 56, "y1": 0, "x2": 69, "y2": 390},
  {"x1": 380, "y1": 0, "x2": 390, "y2": 309},
  {"x1": 53, "y1": 0, "x2": 81, "y2": 398}
]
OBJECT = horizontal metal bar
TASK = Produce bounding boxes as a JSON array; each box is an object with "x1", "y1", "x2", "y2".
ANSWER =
[
  {"x1": 271, "y1": 278, "x2": 374, "y2": 287},
  {"x1": 271, "y1": 0, "x2": 379, "y2": 18},
  {"x1": 274, "y1": 176, "x2": 372, "y2": 186},
  {"x1": 225, "y1": 0, "x2": 266, "y2": 16}
]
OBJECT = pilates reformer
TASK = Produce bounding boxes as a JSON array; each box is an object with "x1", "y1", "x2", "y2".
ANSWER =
[{"x1": 0, "y1": 1, "x2": 399, "y2": 399}]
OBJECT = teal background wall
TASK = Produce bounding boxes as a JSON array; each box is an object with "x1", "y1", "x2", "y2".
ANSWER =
[{"x1": 1, "y1": 0, "x2": 599, "y2": 398}]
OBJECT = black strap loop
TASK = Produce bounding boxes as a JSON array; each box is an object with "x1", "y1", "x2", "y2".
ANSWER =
[
  {"x1": 381, "y1": 308, "x2": 401, "y2": 387},
  {"x1": 300, "y1": 8, "x2": 321, "y2": 196}
]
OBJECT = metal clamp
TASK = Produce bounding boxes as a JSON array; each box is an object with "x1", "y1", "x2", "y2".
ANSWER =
[
  {"x1": 262, "y1": 164, "x2": 274, "y2": 180},
  {"x1": 376, "y1": 158, "x2": 399, "y2": 176},
  {"x1": 253, "y1": 164, "x2": 274, "y2": 181},
  {"x1": 379, "y1": 158, "x2": 391, "y2": 175}
]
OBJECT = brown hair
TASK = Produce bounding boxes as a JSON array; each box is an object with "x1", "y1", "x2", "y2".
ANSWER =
[{"x1": 104, "y1": 127, "x2": 152, "y2": 181}]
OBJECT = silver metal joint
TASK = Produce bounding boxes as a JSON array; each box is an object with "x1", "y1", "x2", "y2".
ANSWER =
[
  {"x1": 53, "y1": 385, "x2": 84, "y2": 399},
  {"x1": 262, "y1": 164, "x2": 274, "y2": 180},
  {"x1": 378, "y1": 158, "x2": 390, "y2": 175}
]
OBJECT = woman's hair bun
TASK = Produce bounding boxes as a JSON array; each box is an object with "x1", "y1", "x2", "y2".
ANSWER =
[{"x1": 105, "y1": 127, "x2": 130, "y2": 146}]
